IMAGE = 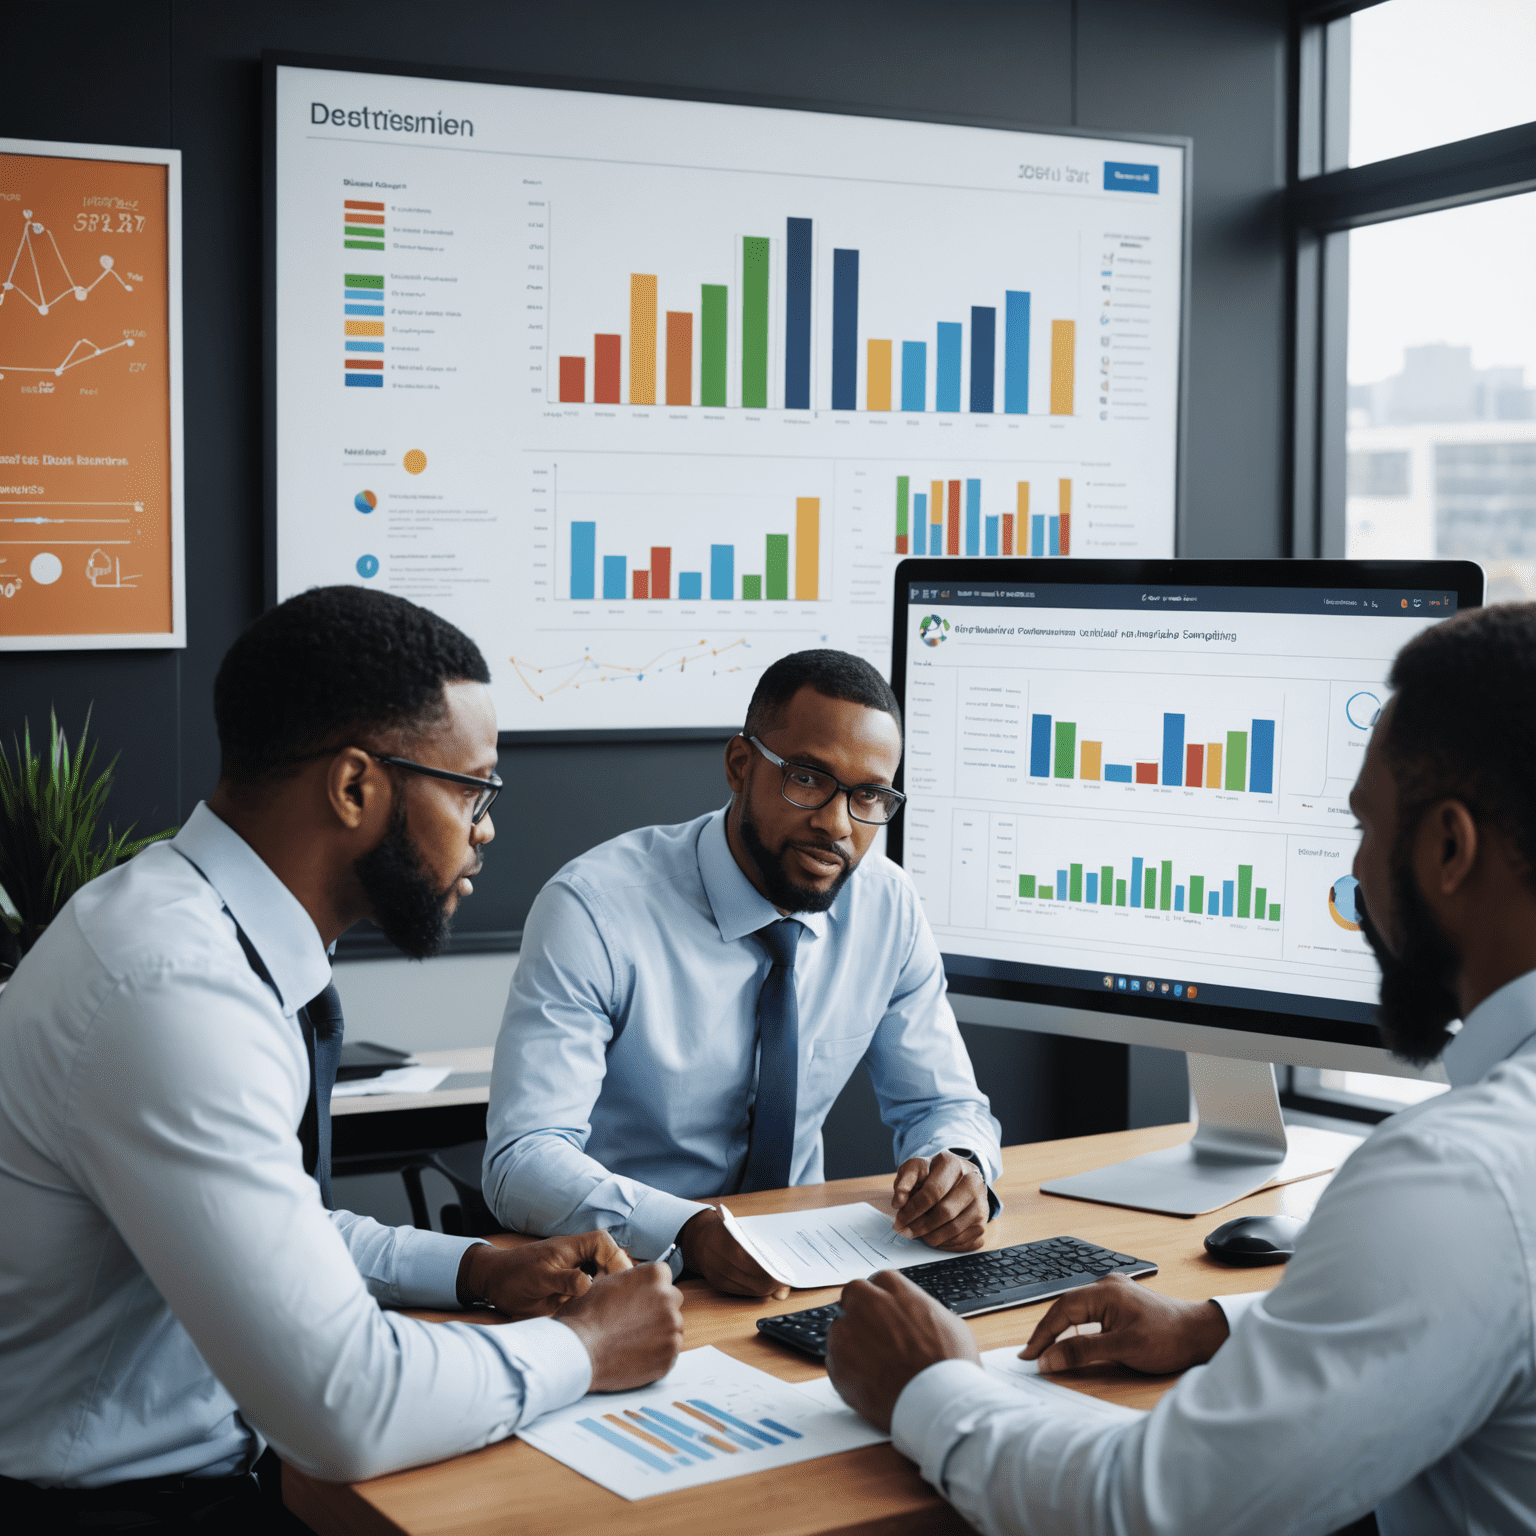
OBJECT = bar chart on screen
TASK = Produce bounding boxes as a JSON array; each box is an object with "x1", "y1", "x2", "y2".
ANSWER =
[{"x1": 892, "y1": 472, "x2": 1080, "y2": 557}]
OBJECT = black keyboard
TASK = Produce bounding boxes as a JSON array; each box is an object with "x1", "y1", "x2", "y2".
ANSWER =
[{"x1": 755, "y1": 1235, "x2": 1156, "y2": 1360}]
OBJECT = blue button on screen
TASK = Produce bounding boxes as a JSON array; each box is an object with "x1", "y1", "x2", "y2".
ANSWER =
[
  {"x1": 356, "y1": 554, "x2": 380, "y2": 579},
  {"x1": 1104, "y1": 161, "x2": 1159, "y2": 194}
]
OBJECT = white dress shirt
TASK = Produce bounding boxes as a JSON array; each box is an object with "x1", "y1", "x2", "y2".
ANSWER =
[
  {"x1": 484, "y1": 809, "x2": 1002, "y2": 1257},
  {"x1": 890, "y1": 966, "x2": 1536, "y2": 1536},
  {"x1": 0, "y1": 803, "x2": 591, "y2": 1488}
]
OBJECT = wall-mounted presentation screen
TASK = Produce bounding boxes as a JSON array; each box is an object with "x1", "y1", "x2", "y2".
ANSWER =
[{"x1": 271, "y1": 60, "x2": 1186, "y2": 733}]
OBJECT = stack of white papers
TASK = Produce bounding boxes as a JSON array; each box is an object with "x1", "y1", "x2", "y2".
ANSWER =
[{"x1": 330, "y1": 1065, "x2": 451, "y2": 1098}]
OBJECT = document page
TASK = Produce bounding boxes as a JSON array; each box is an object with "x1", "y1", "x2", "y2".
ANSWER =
[
  {"x1": 718, "y1": 1201, "x2": 973, "y2": 1288},
  {"x1": 981, "y1": 1345, "x2": 1143, "y2": 1422},
  {"x1": 516, "y1": 1346, "x2": 886, "y2": 1500}
]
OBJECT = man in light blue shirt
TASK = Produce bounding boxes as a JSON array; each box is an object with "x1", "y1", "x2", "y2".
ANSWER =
[{"x1": 484, "y1": 649, "x2": 1002, "y2": 1297}]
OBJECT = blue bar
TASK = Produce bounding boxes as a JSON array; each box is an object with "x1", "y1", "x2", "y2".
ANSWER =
[
  {"x1": 631, "y1": 1414, "x2": 710, "y2": 1458},
  {"x1": 1162, "y1": 713, "x2": 1186, "y2": 787},
  {"x1": 639, "y1": 1407, "x2": 710, "y2": 1445},
  {"x1": 1131, "y1": 857, "x2": 1144, "y2": 908},
  {"x1": 1086, "y1": 872, "x2": 1099, "y2": 903},
  {"x1": 344, "y1": 303, "x2": 384, "y2": 316},
  {"x1": 1208, "y1": 891, "x2": 1220, "y2": 915},
  {"x1": 570, "y1": 522, "x2": 596, "y2": 600},
  {"x1": 1031, "y1": 514, "x2": 1045, "y2": 557},
  {"x1": 1048, "y1": 516, "x2": 1060, "y2": 557},
  {"x1": 1222, "y1": 880, "x2": 1235, "y2": 917},
  {"x1": 1056, "y1": 870, "x2": 1068, "y2": 901},
  {"x1": 832, "y1": 249, "x2": 859, "y2": 411},
  {"x1": 761, "y1": 1418, "x2": 803, "y2": 1440},
  {"x1": 930, "y1": 519, "x2": 943, "y2": 556},
  {"x1": 901, "y1": 341, "x2": 927, "y2": 411},
  {"x1": 579, "y1": 1417, "x2": 673, "y2": 1472},
  {"x1": 985, "y1": 515, "x2": 999, "y2": 556},
  {"x1": 690, "y1": 1400, "x2": 781, "y2": 1446},
  {"x1": 1030, "y1": 715, "x2": 1052, "y2": 776},
  {"x1": 602, "y1": 555, "x2": 626, "y2": 599},
  {"x1": 785, "y1": 217, "x2": 812, "y2": 409},
  {"x1": 965, "y1": 479, "x2": 981, "y2": 556},
  {"x1": 1104, "y1": 764, "x2": 1133, "y2": 783},
  {"x1": 710, "y1": 544, "x2": 734, "y2": 601},
  {"x1": 936, "y1": 322, "x2": 962, "y2": 411},
  {"x1": 969, "y1": 306, "x2": 996, "y2": 412},
  {"x1": 345, "y1": 288, "x2": 382, "y2": 300},
  {"x1": 1250, "y1": 719, "x2": 1275, "y2": 793},
  {"x1": 1175, "y1": 885, "x2": 1185, "y2": 912},
  {"x1": 1004, "y1": 290, "x2": 1030, "y2": 414},
  {"x1": 678, "y1": 572, "x2": 702, "y2": 600},
  {"x1": 345, "y1": 340, "x2": 384, "y2": 352},
  {"x1": 344, "y1": 375, "x2": 382, "y2": 387}
]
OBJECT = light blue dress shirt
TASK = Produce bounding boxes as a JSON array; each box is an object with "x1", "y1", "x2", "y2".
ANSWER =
[
  {"x1": 890, "y1": 966, "x2": 1536, "y2": 1535},
  {"x1": 483, "y1": 808, "x2": 1002, "y2": 1258},
  {"x1": 0, "y1": 803, "x2": 591, "y2": 1488}
]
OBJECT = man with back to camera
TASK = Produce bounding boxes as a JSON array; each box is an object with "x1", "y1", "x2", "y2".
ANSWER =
[
  {"x1": 483, "y1": 649, "x2": 1003, "y2": 1298},
  {"x1": 824, "y1": 603, "x2": 1536, "y2": 1535},
  {"x1": 0, "y1": 587, "x2": 683, "y2": 1531}
]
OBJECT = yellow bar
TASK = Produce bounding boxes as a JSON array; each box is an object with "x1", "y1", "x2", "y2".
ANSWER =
[
  {"x1": 795, "y1": 497, "x2": 820, "y2": 600},
  {"x1": 1080, "y1": 741, "x2": 1102, "y2": 781},
  {"x1": 629, "y1": 274, "x2": 657, "y2": 404},
  {"x1": 866, "y1": 339, "x2": 892, "y2": 410},
  {"x1": 930, "y1": 480, "x2": 944, "y2": 523},
  {"x1": 1017, "y1": 481, "x2": 1029, "y2": 519},
  {"x1": 1050, "y1": 319, "x2": 1075, "y2": 414},
  {"x1": 1059, "y1": 478, "x2": 1071, "y2": 518},
  {"x1": 344, "y1": 319, "x2": 384, "y2": 336},
  {"x1": 1206, "y1": 743, "x2": 1223, "y2": 789}
]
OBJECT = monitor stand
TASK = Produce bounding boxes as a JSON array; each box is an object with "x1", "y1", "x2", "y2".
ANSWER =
[{"x1": 1040, "y1": 1053, "x2": 1362, "y2": 1218}]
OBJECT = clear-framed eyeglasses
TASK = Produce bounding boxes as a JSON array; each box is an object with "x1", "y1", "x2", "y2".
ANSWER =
[{"x1": 747, "y1": 735, "x2": 906, "y2": 825}]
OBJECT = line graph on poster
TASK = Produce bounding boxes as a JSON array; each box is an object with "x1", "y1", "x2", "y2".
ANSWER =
[{"x1": 508, "y1": 635, "x2": 752, "y2": 702}]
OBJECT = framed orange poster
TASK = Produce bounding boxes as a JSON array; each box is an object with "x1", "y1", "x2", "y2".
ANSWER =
[{"x1": 0, "y1": 138, "x2": 183, "y2": 649}]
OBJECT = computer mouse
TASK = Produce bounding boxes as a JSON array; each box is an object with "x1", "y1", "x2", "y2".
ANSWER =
[{"x1": 1203, "y1": 1214, "x2": 1306, "y2": 1266}]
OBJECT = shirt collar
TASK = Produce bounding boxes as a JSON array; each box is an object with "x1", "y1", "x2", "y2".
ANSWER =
[
  {"x1": 696, "y1": 806, "x2": 830, "y2": 944},
  {"x1": 170, "y1": 802, "x2": 333, "y2": 1018},
  {"x1": 1442, "y1": 966, "x2": 1536, "y2": 1088}
]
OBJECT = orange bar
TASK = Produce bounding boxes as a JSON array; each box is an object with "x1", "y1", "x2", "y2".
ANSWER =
[
  {"x1": 558, "y1": 356, "x2": 585, "y2": 402},
  {"x1": 931, "y1": 481, "x2": 944, "y2": 529},
  {"x1": 665, "y1": 311, "x2": 692, "y2": 406},
  {"x1": 866, "y1": 339, "x2": 892, "y2": 410},
  {"x1": 1206, "y1": 743, "x2": 1223, "y2": 788},
  {"x1": 1058, "y1": 478, "x2": 1071, "y2": 557},
  {"x1": 947, "y1": 479, "x2": 961, "y2": 556},
  {"x1": 1185, "y1": 743, "x2": 1205, "y2": 787},
  {"x1": 1080, "y1": 741, "x2": 1102, "y2": 780},
  {"x1": 342, "y1": 212, "x2": 385, "y2": 225},
  {"x1": 795, "y1": 498, "x2": 820, "y2": 600},
  {"x1": 344, "y1": 320, "x2": 384, "y2": 336},
  {"x1": 629, "y1": 274, "x2": 657, "y2": 404},
  {"x1": 896, "y1": 535, "x2": 909, "y2": 554},
  {"x1": 608, "y1": 1414, "x2": 681, "y2": 1457},
  {"x1": 633, "y1": 570, "x2": 649, "y2": 600},
  {"x1": 650, "y1": 546, "x2": 671, "y2": 599},
  {"x1": 344, "y1": 199, "x2": 385, "y2": 210},
  {"x1": 676, "y1": 1402, "x2": 738, "y2": 1445},
  {"x1": 1135, "y1": 762, "x2": 1158, "y2": 785},
  {"x1": 1050, "y1": 320, "x2": 1075, "y2": 414},
  {"x1": 1001, "y1": 512, "x2": 1015, "y2": 555}
]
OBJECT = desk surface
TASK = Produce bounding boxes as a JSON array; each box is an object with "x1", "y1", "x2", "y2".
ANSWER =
[
  {"x1": 330, "y1": 1048, "x2": 494, "y2": 1118},
  {"x1": 286, "y1": 1123, "x2": 1339, "y2": 1536}
]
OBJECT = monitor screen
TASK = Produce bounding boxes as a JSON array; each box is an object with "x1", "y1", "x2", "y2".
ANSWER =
[{"x1": 888, "y1": 559, "x2": 1486, "y2": 1050}]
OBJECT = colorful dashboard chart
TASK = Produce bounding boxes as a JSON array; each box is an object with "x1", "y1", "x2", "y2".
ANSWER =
[
  {"x1": 1029, "y1": 710, "x2": 1276, "y2": 793},
  {"x1": 1329, "y1": 874, "x2": 1362, "y2": 931}
]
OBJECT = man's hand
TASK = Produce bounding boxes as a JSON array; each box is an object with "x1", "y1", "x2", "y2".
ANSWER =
[
  {"x1": 678, "y1": 1207, "x2": 791, "y2": 1300},
  {"x1": 1021, "y1": 1272, "x2": 1230, "y2": 1375},
  {"x1": 555, "y1": 1262, "x2": 686, "y2": 1392},
  {"x1": 825, "y1": 1270, "x2": 980, "y2": 1433},
  {"x1": 891, "y1": 1151, "x2": 988, "y2": 1250},
  {"x1": 456, "y1": 1230, "x2": 630, "y2": 1320}
]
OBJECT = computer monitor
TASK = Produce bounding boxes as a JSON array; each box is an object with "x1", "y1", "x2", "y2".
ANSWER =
[{"x1": 888, "y1": 557, "x2": 1486, "y2": 1215}]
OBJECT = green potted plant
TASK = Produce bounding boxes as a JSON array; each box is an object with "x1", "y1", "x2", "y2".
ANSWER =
[{"x1": 0, "y1": 710, "x2": 175, "y2": 980}]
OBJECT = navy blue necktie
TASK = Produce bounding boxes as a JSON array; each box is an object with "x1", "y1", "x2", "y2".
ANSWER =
[
  {"x1": 740, "y1": 919, "x2": 803, "y2": 1193},
  {"x1": 298, "y1": 985, "x2": 345, "y2": 1208}
]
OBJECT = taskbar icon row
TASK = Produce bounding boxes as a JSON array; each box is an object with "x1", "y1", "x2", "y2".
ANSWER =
[{"x1": 1102, "y1": 974, "x2": 1197, "y2": 1000}]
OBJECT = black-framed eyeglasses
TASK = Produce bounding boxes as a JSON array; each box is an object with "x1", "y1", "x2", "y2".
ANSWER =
[
  {"x1": 362, "y1": 750, "x2": 502, "y2": 824},
  {"x1": 747, "y1": 736, "x2": 905, "y2": 826}
]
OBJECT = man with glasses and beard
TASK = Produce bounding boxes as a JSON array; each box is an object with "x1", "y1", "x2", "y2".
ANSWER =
[
  {"x1": 0, "y1": 587, "x2": 683, "y2": 1531},
  {"x1": 484, "y1": 649, "x2": 1002, "y2": 1299},
  {"x1": 822, "y1": 603, "x2": 1536, "y2": 1536}
]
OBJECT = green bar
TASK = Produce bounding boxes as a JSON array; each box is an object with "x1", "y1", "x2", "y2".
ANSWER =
[
  {"x1": 1100, "y1": 865, "x2": 1113, "y2": 906},
  {"x1": 1225, "y1": 730, "x2": 1248, "y2": 791},
  {"x1": 345, "y1": 273, "x2": 384, "y2": 288},
  {"x1": 344, "y1": 240, "x2": 385, "y2": 249},
  {"x1": 1053, "y1": 722, "x2": 1077, "y2": 778},
  {"x1": 1269, "y1": 903, "x2": 1281, "y2": 921},
  {"x1": 1040, "y1": 874, "x2": 1055, "y2": 896},
  {"x1": 742, "y1": 236, "x2": 770, "y2": 408},
  {"x1": 1159, "y1": 860, "x2": 1173, "y2": 911},
  {"x1": 896, "y1": 476, "x2": 910, "y2": 541},
  {"x1": 1190, "y1": 875, "x2": 1205, "y2": 914},
  {"x1": 1237, "y1": 864, "x2": 1253, "y2": 919},
  {"x1": 1255, "y1": 886, "x2": 1267, "y2": 920},
  {"x1": 701, "y1": 284, "x2": 728, "y2": 406},
  {"x1": 344, "y1": 225, "x2": 385, "y2": 237},
  {"x1": 742, "y1": 574, "x2": 762, "y2": 600},
  {"x1": 1144, "y1": 869, "x2": 1157, "y2": 909},
  {"x1": 1069, "y1": 864, "x2": 1083, "y2": 902},
  {"x1": 765, "y1": 535, "x2": 788, "y2": 599},
  {"x1": 1019, "y1": 875, "x2": 1035, "y2": 898},
  {"x1": 1115, "y1": 879, "x2": 1127, "y2": 907}
]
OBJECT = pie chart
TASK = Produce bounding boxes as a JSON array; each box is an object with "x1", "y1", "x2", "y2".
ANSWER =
[
  {"x1": 1328, "y1": 874, "x2": 1361, "y2": 931},
  {"x1": 355, "y1": 490, "x2": 376, "y2": 513}
]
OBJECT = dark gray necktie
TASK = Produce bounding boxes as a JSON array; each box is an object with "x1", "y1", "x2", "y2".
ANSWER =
[
  {"x1": 298, "y1": 985, "x2": 345, "y2": 1208},
  {"x1": 740, "y1": 919, "x2": 803, "y2": 1193}
]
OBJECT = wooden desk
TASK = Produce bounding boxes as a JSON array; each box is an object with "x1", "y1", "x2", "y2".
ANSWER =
[{"x1": 287, "y1": 1124, "x2": 1339, "y2": 1536}]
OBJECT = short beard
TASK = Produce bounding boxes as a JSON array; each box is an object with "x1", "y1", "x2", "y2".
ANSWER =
[
  {"x1": 737, "y1": 794, "x2": 856, "y2": 914},
  {"x1": 1357, "y1": 839, "x2": 1461, "y2": 1067},
  {"x1": 352, "y1": 799, "x2": 456, "y2": 959}
]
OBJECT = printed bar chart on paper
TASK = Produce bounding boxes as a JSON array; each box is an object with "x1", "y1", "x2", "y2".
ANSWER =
[{"x1": 515, "y1": 1347, "x2": 886, "y2": 1501}]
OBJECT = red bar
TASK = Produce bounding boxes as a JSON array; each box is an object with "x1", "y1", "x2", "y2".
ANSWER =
[
  {"x1": 1135, "y1": 762, "x2": 1158, "y2": 785},
  {"x1": 650, "y1": 546, "x2": 671, "y2": 599},
  {"x1": 895, "y1": 535, "x2": 909, "y2": 555},
  {"x1": 344, "y1": 199, "x2": 386, "y2": 211},
  {"x1": 558, "y1": 356, "x2": 586, "y2": 402},
  {"x1": 344, "y1": 358, "x2": 384, "y2": 369},
  {"x1": 1185, "y1": 743, "x2": 1204, "y2": 788},
  {"x1": 1059, "y1": 513, "x2": 1071, "y2": 557},
  {"x1": 1001, "y1": 513, "x2": 1015, "y2": 555},
  {"x1": 594, "y1": 334, "x2": 621, "y2": 403},
  {"x1": 665, "y1": 311, "x2": 692, "y2": 406},
  {"x1": 633, "y1": 570, "x2": 649, "y2": 600},
  {"x1": 343, "y1": 213, "x2": 385, "y2": 225},
  {"x1": 947, "y1": 479, "x2": 961, "y2": 556}
]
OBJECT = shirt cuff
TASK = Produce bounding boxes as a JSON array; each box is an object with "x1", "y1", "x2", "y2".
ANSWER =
[
  {"x1": 390, "y1": 1228, "x2": 487, "y2": 1309},
  {"x1": 891, "y1": 1359, "x2": 1025, "y2": 1488},
  {"x1": 626, "y1": 1185, "x2": 711, "y2": 1261},
  {"x1": 1210, "y1": 1290, "x2": 1267, "y2": 1331},
  {"x1": 483, "y1": 1315, "x2": 595, "y2": 1426}
]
